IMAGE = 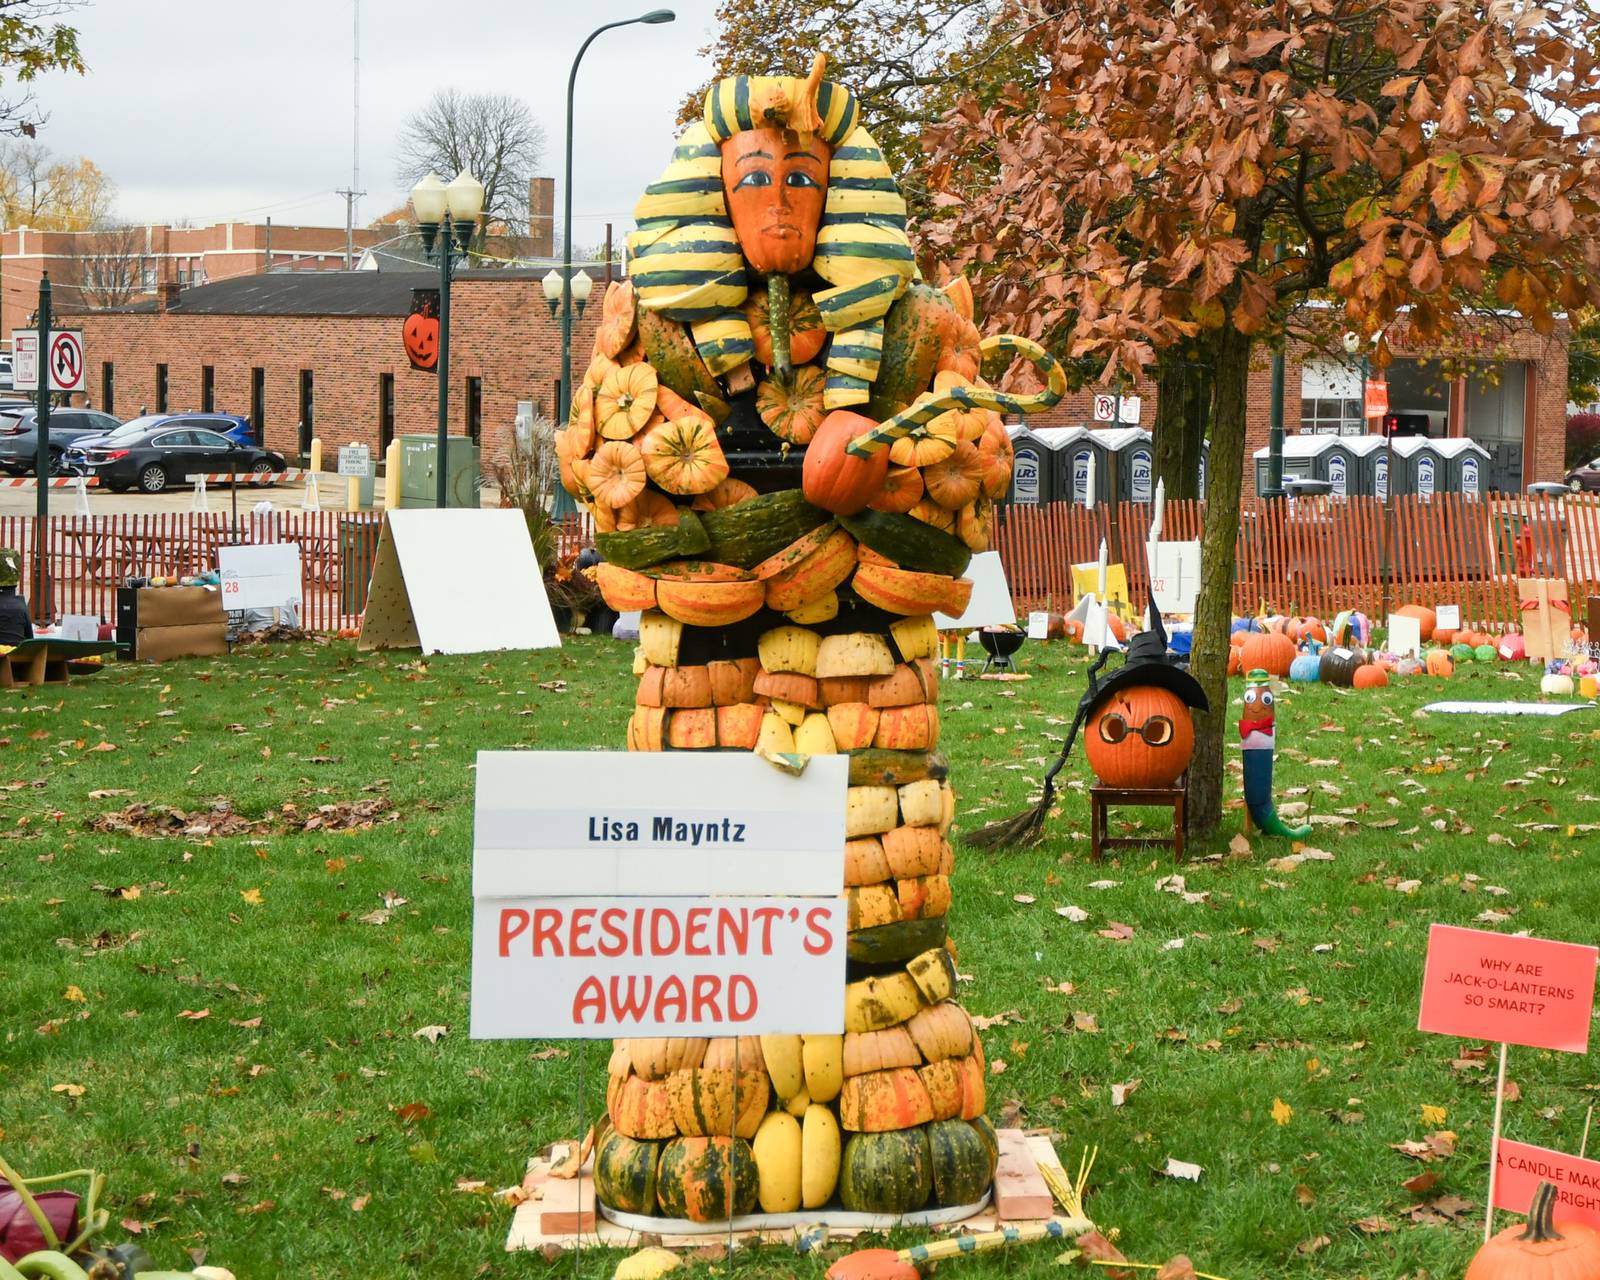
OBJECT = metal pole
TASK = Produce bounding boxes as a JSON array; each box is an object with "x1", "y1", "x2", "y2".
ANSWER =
[
  {"x1": 436, "y1": 214, "x2": 452, "y2": 509},
  {"x1": 1374, "y1": 354, "x2": 1394, "y2": 620},
  {"x1": 1264, "y1": 343, "x2": 1285, "y2": 499},
  {"x1": 33, "y1": 274, "x2": 50, "y2": 617}
]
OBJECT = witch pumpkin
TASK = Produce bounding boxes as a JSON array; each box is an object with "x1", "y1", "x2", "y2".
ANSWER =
[
  {"x1": 969, "y1": 599, "x2": 1207, "y2": 847},
  {"x1": 562, "y1": 56, "x2": 1069, "y2": 1222}
]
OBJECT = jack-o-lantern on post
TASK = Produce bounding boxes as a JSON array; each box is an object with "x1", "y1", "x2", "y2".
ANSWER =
[
  {"x1": 402, "y1": 291, "x2": 440, "y2": 372},
  {"x1": 561, "y1": 55, "x2": 1069, "y2": 1224}
]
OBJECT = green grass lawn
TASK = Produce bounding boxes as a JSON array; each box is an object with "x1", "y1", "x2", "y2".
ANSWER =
[{"x1": 1, "y1": 637, "x2": 1595, "y2": 1278}]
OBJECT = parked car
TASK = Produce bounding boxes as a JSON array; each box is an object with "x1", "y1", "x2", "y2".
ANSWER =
[
  {"x1": 0, "y1": 354, "x2": 13, "y2": 392},
  {"x1": 65, "y1": 421, "x2": 284, "y2": 493},
  {"x1": 1565, "y1": 458, "x2": 1600, "y2": 492},
  {"x1": 0, "y1": 407, "x2": 123, "y2": 475}
]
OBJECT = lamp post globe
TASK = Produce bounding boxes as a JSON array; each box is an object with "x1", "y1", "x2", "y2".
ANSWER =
[
  {"x1": 572, "y1": 269, "x2": 593, "y2": 317},
  {"x1": 542, "y1": 268, "x2": 564, "y2": 319},
  {"x1": 410, "y1": 172, "x2": 448, "y2": 225}
]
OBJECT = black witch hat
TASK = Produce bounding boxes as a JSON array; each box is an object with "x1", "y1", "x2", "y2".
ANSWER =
[{"x1": 966, "y1": 595, "x2": 1206, "y2": 850}]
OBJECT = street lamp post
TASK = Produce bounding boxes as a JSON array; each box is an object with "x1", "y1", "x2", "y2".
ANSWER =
[
  {"x1": 1345, "y1": 329, "x2": 1391, "y2": 617},
  {"x1": 410, "y1": 169, "x2": 485, "y2": 509},
  {"x1": 557, "y1": 9, "x2": 675, "y2": 434}
]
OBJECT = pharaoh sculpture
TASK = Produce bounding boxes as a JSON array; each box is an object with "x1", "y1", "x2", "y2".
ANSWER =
[{"x1": 558, "y1": 56, "x2": 1064, "y2": 1223}]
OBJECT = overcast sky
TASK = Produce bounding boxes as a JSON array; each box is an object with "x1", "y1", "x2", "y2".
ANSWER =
[{"x1": 30, "y1": 0, "x2": 723, "y2": 247}]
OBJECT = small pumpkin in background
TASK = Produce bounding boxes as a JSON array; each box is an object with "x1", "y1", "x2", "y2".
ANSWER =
[
  {"x1": 1451, "y1": 642, "x2": 1477, "y2": 665},
  {"x1": 869, "y1": 464, "x2": 925, "y2": 515},
  {"x1": 1464, "y1": 1180, "x2": 1600, "y2": 1280},
  {"x1": 1288, "y1": 653, "x2": 1321, "y2": 683},
  {"x1": 1318, "y1": 647, "x2": 1364, "y2": 688},
  {"x1": 1395, "y1": 603, "x2": 1437, "y2": 642},
  {"x1": 1239, "y1": 631, "x2": 1295, "y2": 677},
  {"x1": 1425, "y1": 648, "x2": 1454, "y2": 677},
  {"x1": 1432, "y1": 628, "x2": 1456, "y2": 647},
  {"x1": 1474, "y1": 643, "x2": 1497, "y2": 663},
  {"x1": 1286, "y1": 616, "x2": 1326, "y2": 646},
  {"x1": 1352, "y1": 662, "x2": 1388, "y2": 689}
]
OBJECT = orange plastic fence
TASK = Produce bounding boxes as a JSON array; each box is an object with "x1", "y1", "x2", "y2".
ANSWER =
[
  {"x1": 9, "y1": 511, "x2": 593, "y2": 633},
  {"x1": 994, "y1": 494, "x2": 1591, "y2": 629}
]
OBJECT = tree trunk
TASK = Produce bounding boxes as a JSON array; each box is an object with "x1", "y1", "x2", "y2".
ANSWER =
[
  {"x1": 1152, "y1": 352, "x2": 1207, "y2": 500},
  {"x1": 1186, "y1": 322, "x2": 1252, "y2": 834}
]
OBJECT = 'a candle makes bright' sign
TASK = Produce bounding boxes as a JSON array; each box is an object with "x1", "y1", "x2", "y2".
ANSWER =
[{"x1": 470, "y1": 751, "x2": 848, "y2": 1038}]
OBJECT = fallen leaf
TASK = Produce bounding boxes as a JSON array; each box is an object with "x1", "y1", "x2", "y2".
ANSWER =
[
  {"x1": 239, "y1": 888, "x2": 263, "y2": 907},
  {"x1": 88, "y1": 742, "x2": 117, "y2": 753},
  {"x1": 1229, "y1": 834, "x2": 1251, "y2": 856},
  {"x1": 177, "y1": 1008, "x2": 211, "y2": 1021},
  {"x1": 1354, "y1": 1215, "x2": 1395, "y2": 1234},
  {"x1": 63, "y1": 985, "x2": 86, "y2": 1003},
  {"x1": 1055, "y1": 905, "x2": 1089, "y2": 922},
  {"x1": 414, "y1": 1024, "x2": 449, "y2": 1044},
  {"x1": 1012, "y1": 893, "x2": 1036, "y2": 904},
  {"x1": 1162, "y1": 1157, "x2": 1203, "y2": 1182},
  {"x1": 393, "y1": 1102, "x2": 431, "y2": 1125},
  {"x1": 971, "y1": 1009, "x2": 1021, "y2": 1030},
  {"x1": 1402, "y1": 1170, "x2": 1441, "y2": 1194},
  {"x1": 1421, "y1": 1103, "x2": 1448, "y2": 1126},
  {"x1": 1156, "y1": 1258, "x2": 1197, "y2": 1280},
  {"x1": 1294, "y1": 1183, "x2": 1316, "y2": 1207},
  {"x1": 1271, "y1": 1097, "x2": 1293, "y2": 1126},
  {"x1": 1097, "y1": 921, "x2": 1135, "y2": 941},
  {"x1": 1296, "y1": 1235, "x2": 1331, "y2": 1255},
  {"x1": 1111, "y1": 1080, "x2": 1140, "y2": 1106},
  {"x1": 238, "y1": 1199, "x2": 275, "y2": 1215},
  {"x1": 1072, "y1": 1011, "x2": 1100, "y2": 1033}
]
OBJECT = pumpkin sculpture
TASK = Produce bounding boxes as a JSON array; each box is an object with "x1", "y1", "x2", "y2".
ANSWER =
[
  {"x1": 1240, "y1": 668, "x2": 1311, "y2": 839},
  {"x1": 565, "y1": 54, "x2": 1062, "y2": 1223}
]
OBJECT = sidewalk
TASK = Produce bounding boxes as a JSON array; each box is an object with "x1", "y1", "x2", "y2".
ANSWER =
[{"x1": 0, "y1": 473, "x2": 504, "y2": 517}]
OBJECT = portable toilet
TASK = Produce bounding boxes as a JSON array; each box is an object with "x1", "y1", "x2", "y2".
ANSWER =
[
  {"x1": 1436, "y1": 437, "x2": 1491, "y2": 500},
  {"x1": 1253, "y1": 436, "x2": 1326, "y2": 496},
  {"x1": 1323, "y1": 435, "x2": 1386, "y2": 499},
  {"x1": 1198, "y1": 438, "x2": 1210, "y2": 499},
  {"x1": 1004, "y1": 424, "x2": 1050, "y2": 506},
  {"x1": 1093, "y1": 426, "x2": 1156, "y2": 504},
  {"x1": 1391, "y1": 436, "x2": 1447, "y2": 501},
  {"x1": 1041, "y1": 427, "x2": 1100, "y2": 506}
]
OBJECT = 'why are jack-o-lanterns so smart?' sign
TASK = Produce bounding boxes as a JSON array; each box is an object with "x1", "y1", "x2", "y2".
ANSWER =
[{"x1": 469, "y1": 751, "x2": 848, "y2": 1038}]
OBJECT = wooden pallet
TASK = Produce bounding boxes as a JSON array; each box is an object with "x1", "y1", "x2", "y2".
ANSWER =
[{"x1": 506, "y1": 1129, "x2": 1073, "y2": 1255}]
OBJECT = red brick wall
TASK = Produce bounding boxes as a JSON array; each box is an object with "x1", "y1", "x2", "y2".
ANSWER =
[{"x1": 78, "y1": 278, "x2": 599, "y2": 474}]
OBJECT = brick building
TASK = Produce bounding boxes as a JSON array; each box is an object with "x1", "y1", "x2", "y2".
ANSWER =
[{"x1": 77, "y1": 269, "x2": 600, "y2": 472}]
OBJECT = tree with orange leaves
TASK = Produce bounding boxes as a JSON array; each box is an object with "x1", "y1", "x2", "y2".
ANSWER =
[{"x1": 925, "y1": 0, "x2": 1600, "y2": 831}]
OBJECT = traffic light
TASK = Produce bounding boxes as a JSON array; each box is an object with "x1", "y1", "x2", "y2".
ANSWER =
[{"x1": 1382, "y1": 413, "x2": 1400, "y2": 437}]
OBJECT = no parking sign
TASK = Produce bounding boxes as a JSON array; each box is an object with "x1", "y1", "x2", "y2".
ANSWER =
[{"x1": 11, "y1": 329, "x2": 84, "y2": 392}]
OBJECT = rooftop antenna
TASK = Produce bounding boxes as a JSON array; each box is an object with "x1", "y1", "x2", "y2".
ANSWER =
[{"x1": 335, "y1": 0, "x2": 365, "y2": 268}]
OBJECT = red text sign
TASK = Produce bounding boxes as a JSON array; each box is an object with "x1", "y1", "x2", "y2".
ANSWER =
[
  {"x1": 1493, "y1": 1140, "x2": 1600, "y2": 1229},
  {"x1": 470, "y1": 896, "x2": 847, "y2": 1038},
  {"x1": 1364, "y1": 378, "x2": 1389, "y2": 418},
  {"x1": 1418, "y1": 924, "x2": 1598, "y2": 1053}
]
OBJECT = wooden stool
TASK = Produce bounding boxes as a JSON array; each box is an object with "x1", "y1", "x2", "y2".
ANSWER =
[{"x1": 1089, "y1": 779, "x2": 1186, "y2": 863}]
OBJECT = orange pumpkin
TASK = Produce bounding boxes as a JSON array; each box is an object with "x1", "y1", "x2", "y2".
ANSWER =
[
  {"x1": 720, "y1": 126, "x2": 830, "y2": 274},
  {"x1": 756, "y1": 366, "x2": 827, "y2": 444},
  {"x1": 1464, "y1": 1181, "x2": 1600, "y2": 1280},
  {"x1": 956, "y1": 496, "x2": 994, "y2": 553},
  {"x1": 1396, "y1": 604, "x2": 1436, "y2": 642},
  {"x1": 975, "y1": 416, "x2": 1013, "y2": 499},
  {"x1": 641, "y1": 416, "x2": 730, "y2": 495},
  {"x1": 1426, "y1": 648, "x2": 1455, "y2": 676},
  {"x1": 906, "y1": 497, "x2": 957, "y2": 534},
  {"x1": 596, "y1": 362, "x2": 660, "y2": 440},
  {"x1": 1082, "y1": 686, "x2": 1195, "y2": 789},
  {"x1": 564, "y1": 385, "x2": 597, "y2": 458},
  {"x1": 692, "y1": 477, "x2": 759, "y2": 511},
  {"x1": 1285, "y1": 616, "x2": 1325, "y2": 645},
  {"x1": 803, "y1": 411, "x2": 892, "y2": 516},
  {"x1": 923, "y1": 440, "x2": 984, "y2": 510},
  {"x1": 1238, "y1": 631, "x2": 1295, "y2": 677},
  {"x1": 935, "y1": 313, "x2": 982, "y2": 381},
  {"x1": 888, "y1": 416, "x2": 958, "y2": 468},
  {"x1": 930, "y1": 373, "x2": 988, "y2": 441},
  {"x1": 586, "y1": 440, "x2": 648, "y2": 508},
  {"x1": 403, "y1": 309, "x2": 439, "y2": 370},
  {"x1": 745, "y1": 287, "x2": 826, "y2": 367},
  {"x1": 594, "y1": 279, "x2": 638, "y2": 359},
  {"x1": 869, "y1": 464, "x2": 925, "y2": 515},
  {"x1": 1352, "y1": 663, "x2": 1388, "y2": 689}
]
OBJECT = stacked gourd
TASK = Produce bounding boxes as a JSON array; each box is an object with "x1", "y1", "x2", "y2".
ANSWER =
[{"x1": 573, "y1": 278, "x2": 1002, "y2": 1221}]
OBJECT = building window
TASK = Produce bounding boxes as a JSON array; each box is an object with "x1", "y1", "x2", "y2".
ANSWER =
[
  {"x1": 141, "y1": 259, "x2": 156, "y2": 290},
  {"x1": 1298, "y1": 359, "x2": 1363, "y2": 435},
  {"x1": 155, "y1": 363, "x2": 168, "y2": 413},
  {"x1": 201, "y1": 365, "x2": 214, "y2": 413},
  {"x1": 379, "y1": 373, "x2": 395, "y2": 452},
  {"x1": 298, "y1": 369, "x2": 314, "y2": 460},
  {"x1": 466, "y1": 376, "x2": 483, "y2": 445},
  {"x1": 250, "y1": 367, "x2": 265, "y2": 442},
  {"x1": 100, "y1": 362, "x2": 114, "y2": 415}
]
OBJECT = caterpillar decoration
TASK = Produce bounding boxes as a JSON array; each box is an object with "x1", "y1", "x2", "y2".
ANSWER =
[{"x1": 1239, "y1": 668, "x2": 1310, "y2": 839}]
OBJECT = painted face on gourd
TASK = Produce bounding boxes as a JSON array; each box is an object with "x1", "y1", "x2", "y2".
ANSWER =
[
  {"x1": 1240, "y1": 680, "x2": 1276, "y2": 744},
  {"x1": 720, "y1": 127, "x2": 830, "y2": 275},
  {"x1": 1082, "y1": 686, "x2": 1194, "y2": 789}
]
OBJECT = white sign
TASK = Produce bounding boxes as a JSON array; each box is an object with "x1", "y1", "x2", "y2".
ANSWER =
[
  {"x1": 360, "y1": 510, "x2": 561, "y2": 655},
  {"x1": 1130, "y1": 446, "x2": 1152, "y2": 502},
  {"x1": 1092, "y1": 393, "x2": 1116, "y2": 422},
  {"x1": 472, "y1": 896, "x2": 848, "y2": 1037},
  {"x1": 337, "y1": 444, "x2": 372, "y2": 476},
  {"x1": 471, "y1": 751, "x2": 848, "y2": 1038},
  {"x1": 1119, "y1": 395, "x2": 1143, "y2": 425},
  {"x1": 1388, "y1": 612, "x2": 1422, "y2": 658},
  {"x1": 11, "y1": 329, "x2": 84, "y2": 392},
  {"x1": 218, "y1": 542, "x2": 303, "y2": 611},
  {"x1": 1375, "y1": 453, "x2": 1389, "y2": 501},
  {"x1": 933, "y1": 551, "x2": 1015, "y2": 631},
  {"x1": 1329, "y1": 453, "x2": 1348, "y2": 498},
  {"x1": 61, "y1": 614, "x2": 99, "y2": 641},
  {"x1": 1027, "y1": 610, "x2": 1051, "y2": 640},
  {"x1": 472, "y1": 752, "x2": 848, "y2": 899},
  {"x1": 1418, "y1": 454, "x2": 1436, "y2": 500},
  {"x1": 1148, "y1": 541, "x2": 1200, "y2": 616},
  {"x1": 1072, "y1": 448, "x2": 1092, "y2": 504},
  {"x1": 1462, "y1": 455, "x2": 1480, "y2": 497},
  {"x1": 1436, "y1": 604, "x2": 1461, "y2": 632}
]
